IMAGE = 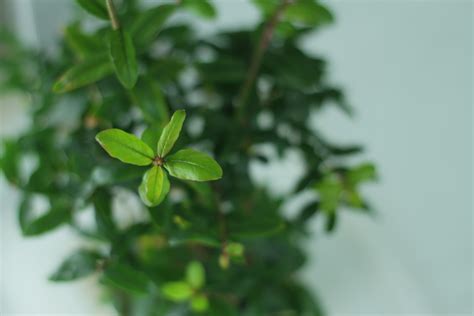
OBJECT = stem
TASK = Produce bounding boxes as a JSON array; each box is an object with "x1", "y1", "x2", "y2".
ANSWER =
[
  {"x1": 236, "y1": 0, "x2": 292, "y2": 121},
  {"x1": 106, "y1": 0, "x2": 120, "y2": 30}
]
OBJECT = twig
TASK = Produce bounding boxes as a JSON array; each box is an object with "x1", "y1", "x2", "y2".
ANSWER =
[
  {"x1": 106, "y1": 0, "x2": 120, "y2": 30},
  {"x1": 236, "y1": 0, "x2": 293, "y2": 121}
]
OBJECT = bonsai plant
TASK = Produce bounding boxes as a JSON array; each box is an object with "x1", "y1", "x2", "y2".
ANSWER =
[{"x1": 0, "y1": 0, "x2": 377, "y2": 314}]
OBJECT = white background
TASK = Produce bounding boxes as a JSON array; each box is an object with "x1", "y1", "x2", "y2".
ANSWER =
[{"x1": 1, "y1": 0, "x2": 472, "y2": 315}]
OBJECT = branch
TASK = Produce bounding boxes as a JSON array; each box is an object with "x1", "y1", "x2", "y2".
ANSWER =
[
  {"x1": 236, "y1": 0, "x2": 292, "y2": 121},
  {"x1": 106, "y1": 0, "x2": 120, "y2": 30}
]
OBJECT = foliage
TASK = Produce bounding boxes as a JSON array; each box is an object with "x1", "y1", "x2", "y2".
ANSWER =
[{"x1": 0, "y1": 0, "x2": 377, "y2": 315}]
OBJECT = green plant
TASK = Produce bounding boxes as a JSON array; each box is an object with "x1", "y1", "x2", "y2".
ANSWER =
[{"x1": 0, "y1": 0, "x2": 377, "y2": 315}]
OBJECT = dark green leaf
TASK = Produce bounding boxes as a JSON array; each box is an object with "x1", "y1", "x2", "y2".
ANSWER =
[
  {"x1": 139, "y1": 166, "x2": 170, "y2": 207},
  {"x1": 96, "y1": 129, "x2": 154, "y2": 166},
  {"x1": 164, "y1": 149, "x2": 222, "y2": 181},
  {"x1": 53, "y1": 54, "x2": 113, "y2": 93},
  {"x1": 108, "y1": 29, "x2": 138, "y2": 89},
  {"x1": 181, "y1": 0, "x2": 216, "y2": 19},
  {"x1": 76, "y1": 0, "x2": 109, "y2": 20},
  {"x1": 49, "y1": 249, "x2": 101, "y2": 281},
  {"x1": 64, "y1": 23, "x2": 105, "y2": 59},
  {"x1": 19, "y1": 197, "x2": 71, "y2": 236},
  {"x1": 156, "y1": 110, "x2": 186, "y2": 157},
  {"x1": 132, "y1": 79, "x2": 170, "y2": 125},
  {"x1": 284, "y1": 0, "x2": 334, "y2": 26},
  {"x1": 141, "y1": 124, "x2": 164, "y2": 150},
  {"x1": 92, "y1": 189, "x2": 117, "y2": 239},
  {"x1": 130, "y1": 4, "x2": 177, "y2": 49},
  {"x1": 0, "y1": 140, "x2": 21, "y2": 185},
  {"x1": 102, "y1": 262, "x2": 151, "y2": 294}
]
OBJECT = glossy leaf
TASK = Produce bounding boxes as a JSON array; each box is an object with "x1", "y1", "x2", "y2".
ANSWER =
[
  {"x1": 156, "y1": 110, "x2": 186, "y2": 157},
  {"x1": 101, "y1": 263, "x2": 150, "y2": 294},
  {"x1": 96, "y1": 129, "x2": 154, "y2": 166},
  {"x1": 139, "y1": 166, "x2": 170, "y2": 207},
  {"x1": 186, "y1": 261, "x2": 205, "y2": 289},
  {"x1": 108, "y1": 29, "x2": 138, "y2": 89},
  {"x1": 164, "y1": 149, "x2": 222, "y2": 181},
  {"x1": 49, "y1": 249, "x2": 101, "y2": 281},
  {"x1": 162, "y1": 281, "x2": 193, "y2": 302},
  {"x1": 76, "y1": 0, "x2": 109, "y2": 20},
  {"x1": 53, "y1": 55, "x2": 113, "y2": 93}
]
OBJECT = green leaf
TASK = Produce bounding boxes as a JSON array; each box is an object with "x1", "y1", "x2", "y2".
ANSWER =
[
  {"x1": 92, "y1": 189, "x2": 117, "y2": 239},
  {"x1": 191, "y1": 294, "x2": 209, "y2": 312},
  {"x1": 19, "y1": 197, "x2": 71, "y2": 236},
  {"x1": 347, "y1": 163, "x2": 377, "y2": 186},
  {"x1": 101, "y1": 262, "x2": 150, "y2": 294},
  {"x1": 139, "y1": 166, "x2": 170, "y2": 207},
  {"x1": 49, "y1": 249, "x2": 101, "y2": 282},
  {"x1": 0, "y1": 140, "x2": 21, "y2": 185},
  {"x1": 130, "y1": 4, "x2": 177, "y2": 49},
  {"x1": 315, "y1": 175, "x2": 343, "y2": 213},
  {"x1": 64, "y1": 23, "x2": 105, "y2": 59},
  {"x1": 108, "y1": 29, "x2": 138, "y2": 89},
  {"x1": 132, "y1": 79, "x2": 170, "y2": 125},
  {"x1": 53, "y1": 54, "x2": 113, "y2": 93},
  {"x1": 181, "y1": 0, "x2": 216, "y2": 19},
  {"x1": 76, "y1": 0, "x2": 109, "y2": 20},
  {"x1": 96, "y1": 129, "x2": 154, "y2": 166},
  {"x1": 164, "y1": 149, "x2": 222, "y2": 182},
  {"x1": 162, "y1": 281, "x2": 193, "y2": 302},
  {"x1": 228, "y1": 216, "x2": 284, "y2": 239},
  {"x1": 225, "y1": 242, "x2": 244, "y2": 258},
  {"x1": 284, "y1": 0, "x2": 334, "y2": 26},
  {"x1": 156, "y1": 110, "x2": 186, "y2": 157},
  {"x1": 141, "y1": 124, "x2": 164, "y2": 150},
  {"x1": 186, "y1": 261, "x2": 205, "y2": 289}
]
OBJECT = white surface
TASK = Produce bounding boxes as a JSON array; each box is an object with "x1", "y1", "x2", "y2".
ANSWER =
[{"x1": 1, "y1": 0, "x2": 473, "y2": 315}]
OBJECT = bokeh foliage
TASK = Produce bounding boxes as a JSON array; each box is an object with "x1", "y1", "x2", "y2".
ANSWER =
[{"x1": 0, "y1": 0, "x2": 376, "y2": 315}]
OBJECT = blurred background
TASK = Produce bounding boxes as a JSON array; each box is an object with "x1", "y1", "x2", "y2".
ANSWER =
[{"x1": 0, "y1": 0, "x2": 472, "y2": 315}]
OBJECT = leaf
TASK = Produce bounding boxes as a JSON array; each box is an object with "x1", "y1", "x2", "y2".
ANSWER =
[
  {"x1": 164, "y1": 149, "x2": 222, "y2": 182},
  {"x1": 347, "y1": 163, "x2": 377, "y2": 186},
  {"x1": 162, "y1": 281, "x2": 193, "y2": 302},
  {"x1": 156, "y1": 110, "x2": 186, "y2": 157},
  {"x1": 53, "y1": 54, "x2": 113, "y2": 93},
  {"x1": 225, "y1": 242, "x2": 244, "y2": 258},
  {"x1": 49, "y1": 249, "x2": 101, "y2": 282},
  {"x1": 228, "y1": 216, "x2": 285, "y2": 239},
  {"x1": 64, "y1": 23, "x2": 105, "y2": 59},
  {"x1": 101, "y1": 262, "x2": 150, "y2": 294},
  {"x1": 141, "y1": 124, "x2": 164, "y2": 150},
  {"x1": 0, "y1": 140, "x2": 21, "y2": 185},
  {"x1": 76, "y1": 0, "x2": 109, "y2": 20},
  {"x1": 191, "y1": 294, "x2": 209, "y2": 312},
  {"x1": 181, "y1": 0, "x2": 216, "y2": 19},
  {"x1": 315, "y1": 175, "x2": 343, "y2": 213},
  {"x1": 284, "y1": 0, "x2": 334, "y2": 26},
  {"x1": 108, "y1": 29, "x2": 138, "y2": 89},
  {"x1": 92, "y1": 189, "x2": 117, "y2": 239},
  {"x1": 132, "y1": 79, "x2": 170, "y2": 125},
  {"x1": 19, "y1": 197, "x2": 71, "y2": 236},
  {"x1": 139, "y1": 166, "x2": 170, "y2": 207},
  {"x1": 96, "y1": 129, "x2": 154, "y2": 166},
  {"x1": 130, "y1": 4, "x2": 177, "y2": 49},
  {"x1": 186, "y1": 261, "x2": 205, "y2": 289}
]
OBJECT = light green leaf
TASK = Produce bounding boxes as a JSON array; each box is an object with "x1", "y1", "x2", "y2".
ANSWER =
[
  {"x1": 156, "y1": 110, "x2": 186, "y2": 157},
  {"x1": 101, "y1": 262, "x2": 150, "y2": 294},
  {"x1": 186, "y1": 261, "x2": 205, "y2": 289},
  {"x1": 181, "y1": 0, "x2": 216, "y2": 19},
  {"x1": 315, "y1": 175, "x2": 343, "y2": 213},
  {"x1": 108, "y1": 29, "x2": 138, "y2": 89},
  {"x1": 164, "y1": 149, "x2": 222, "y2": 181},
  {"x1": 139, "y1": 166, "x2": 170, "y2": 207},
  {"x1": 226, "y1": 242, "x2": 244, "y2": 258},
  {"x1": 76, "y1": 0, "x2": 108, "y2": 20},
  {"x1": 131, "y1": 4, "x2": 177, "y2": 49},
  {"x1": 49, "y1": 249, "x2": 101, "y2": 282},
  {"x1": 191, "y1": 294, "x2": 209, "y2": 312},
  {"x1": 162, "y1": 281, "x2": 193, "y2": 302},
  {"x1": 347, "y1": 163, "x2": 377, "y2": 186},
  {"x1": 53, "y1": 55, "x2": 113, "y2": 93},
  {"x1": 96, "y1": 129, "x2": 154, "y2": 166}
]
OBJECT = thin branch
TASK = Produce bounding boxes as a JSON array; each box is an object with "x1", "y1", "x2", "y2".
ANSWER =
[
  {"x1": 106, "y1": 0, "x2": 120, "y2": 30},
  {"x1": 236, "y1": 0, "x2": 292, "y2": 121}
]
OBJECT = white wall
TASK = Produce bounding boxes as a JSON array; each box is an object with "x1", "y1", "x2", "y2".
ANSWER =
[{"x1": 1, "y1": 0, "x2": 472, "y2": 315}]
